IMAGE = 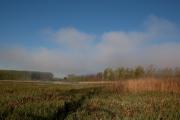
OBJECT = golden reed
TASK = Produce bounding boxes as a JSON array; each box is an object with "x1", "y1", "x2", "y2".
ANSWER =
[{"x1": 109, "y1": 78, "x2": 180, "y2": 93}]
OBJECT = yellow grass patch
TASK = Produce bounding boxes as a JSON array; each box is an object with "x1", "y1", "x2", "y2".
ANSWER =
[{"x1": 110, "y1": 78, "x2": 180, "y2": 93}]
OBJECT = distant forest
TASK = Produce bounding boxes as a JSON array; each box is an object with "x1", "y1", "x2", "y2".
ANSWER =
[
  {"x1": 66, "y1": 66, "x2": 180, "y2": 81},
  {"x1": 1, "y1": 66, "x2": 180, "y2": 81},
  {"x1": 0, "y1": 70, "x2": 53, "y2": 80}
]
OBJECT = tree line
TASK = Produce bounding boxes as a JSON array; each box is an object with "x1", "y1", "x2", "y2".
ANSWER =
[
  {"x1": 0, "y1": 70, "x2": 53, "y2": 80},
  {"x1": 66, "y1": 66, "x2": 180, "y2": 81}
]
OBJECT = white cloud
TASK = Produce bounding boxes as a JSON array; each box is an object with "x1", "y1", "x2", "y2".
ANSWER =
[
  {"x1": 51, "y1": 27, "x2": 95, "y2": 49},
  {"x1": 142, "y1": 43, "x2": 180, "y2": 67},
  {"x1": 145, "y1": 15, "x2": 178, "y2": 36},
  {"x1": 0, "y1": 16, "x2": 180, "y2": 77},
  {"x1": 98, "y1": 31, "x2": 148, "y2": 54}
]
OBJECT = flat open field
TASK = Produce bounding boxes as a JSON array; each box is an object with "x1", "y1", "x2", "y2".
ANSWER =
[{"x1": 0, "y1": 80, "x2": 180, "y2": 120}]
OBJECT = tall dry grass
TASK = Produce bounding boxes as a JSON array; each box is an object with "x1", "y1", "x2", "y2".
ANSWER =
[{"x1": 109, "y1": 78, "x2": 180, "y2": 93}]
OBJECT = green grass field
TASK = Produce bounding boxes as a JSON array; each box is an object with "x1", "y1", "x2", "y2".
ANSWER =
[{"x1": 0, "y1": 81, "x2": 180, "y2": 120}]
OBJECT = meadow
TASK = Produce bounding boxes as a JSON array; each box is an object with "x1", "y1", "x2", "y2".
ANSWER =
[{"x1": 0, "y1": 79, "x2": 180, "y2": 120}]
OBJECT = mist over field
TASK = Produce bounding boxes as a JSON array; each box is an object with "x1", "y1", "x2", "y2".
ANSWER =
[{"x1": 0, "y1": 15, "x2": 180, "y2": 77}]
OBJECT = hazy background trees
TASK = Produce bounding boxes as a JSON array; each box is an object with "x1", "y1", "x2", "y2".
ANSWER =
[
  {"x1": 0, "y1": 66, "x2": 180, "y2": 81},
  {"x1": 0, "y1": 70, "x2": 53, "y2": 80},
  {"x1": 65, "y1": 66, "x2": 180, "y2": 81}
]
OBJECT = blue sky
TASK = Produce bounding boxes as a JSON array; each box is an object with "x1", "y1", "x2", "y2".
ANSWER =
[{"x1": 0, "y1": 0, "x2": 180, "y2": 76}]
